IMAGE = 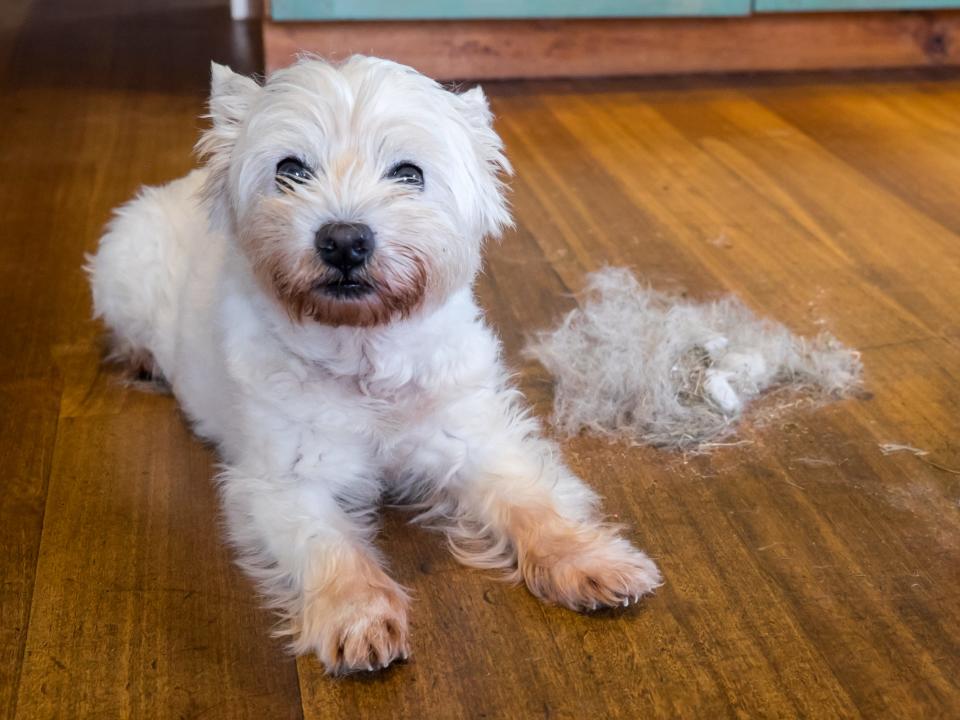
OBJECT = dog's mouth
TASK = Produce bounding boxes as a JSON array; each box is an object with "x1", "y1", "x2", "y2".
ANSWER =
[{"x1": 314, "y1": 276, "x2": 375, "y2": 300}]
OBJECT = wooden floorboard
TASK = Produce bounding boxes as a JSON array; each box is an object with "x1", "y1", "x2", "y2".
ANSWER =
[
  {"x1": 0, "y1": 379, "x2": 60, "y2": 719},
  {"x1": 1, "y1": 2, "x2": 959, "y2": 718}
]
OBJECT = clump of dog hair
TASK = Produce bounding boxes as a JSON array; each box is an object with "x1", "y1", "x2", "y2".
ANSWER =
[{"x1": 525, "y1": 267, "x2": 862, "y2": 450}]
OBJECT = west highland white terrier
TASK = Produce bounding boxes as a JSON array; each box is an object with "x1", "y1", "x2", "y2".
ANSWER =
[{"x1": 87, "y1": 56, "x2": 662, "y2": 674}]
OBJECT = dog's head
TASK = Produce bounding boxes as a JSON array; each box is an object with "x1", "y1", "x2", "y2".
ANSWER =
[{"x1": 197, "y1": 56, "x2": 512, "y2": 327}]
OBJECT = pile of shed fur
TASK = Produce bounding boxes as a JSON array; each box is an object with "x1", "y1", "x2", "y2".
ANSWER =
[{"x1": 525, "y1": 268, "x2": 862, "y2": 450}]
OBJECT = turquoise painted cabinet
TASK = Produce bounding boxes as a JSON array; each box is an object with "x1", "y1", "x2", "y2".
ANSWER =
[
  {"x1": 271, "y1": 0, "x2": 960, "y2": 21},
  {"x1": 270, "y1": 1, "x2": 752, "y2": 21}
]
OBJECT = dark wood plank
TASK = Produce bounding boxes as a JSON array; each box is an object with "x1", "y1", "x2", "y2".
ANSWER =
[
  {"x1": 0, "y1": 379, "x2": 60, "y2": 719},
  {"x1": 746, "y1": 78, "x2": 960, "y2": 234}
]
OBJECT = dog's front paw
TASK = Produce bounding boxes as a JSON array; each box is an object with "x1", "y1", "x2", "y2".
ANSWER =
[
  {"x1": 297, "y1": 576, "x2": 411, "y2": 675},
  {"x1": 518, "y1": 521, "x2": 662, "y2": 612}
]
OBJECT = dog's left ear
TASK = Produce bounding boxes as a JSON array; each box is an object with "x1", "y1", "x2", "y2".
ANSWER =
[
  {"x1": 455, "y1": 86, "x2": 514, "y2": 240},
  {"x1": 209, "y1": 62, "x2": 260, "y2": 129},
  {"x1": 196, "y1": 63, "x2": 262, "y2": 229},
  {"x1": 457, "y1": 87, "x2": 495, "y2": 132}
]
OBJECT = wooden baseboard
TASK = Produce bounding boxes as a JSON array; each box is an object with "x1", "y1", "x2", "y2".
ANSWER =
[{"x1": 263, "y1": 11, "x2": 960, "y2": 80}]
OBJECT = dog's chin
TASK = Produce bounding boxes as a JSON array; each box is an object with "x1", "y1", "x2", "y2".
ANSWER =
[
  {"x1": 252, "y1": 244, "x2": 431, "y2": 328},
  {"x1": 270, "y1": 269, "x2": 428, "y2": 328}
]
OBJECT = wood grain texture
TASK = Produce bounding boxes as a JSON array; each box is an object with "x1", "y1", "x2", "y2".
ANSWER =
[
  {"x1": 2, "y1": 1, "x2": 960, "y2": 718},
  {"x1": 0, "y1": 379, "x2": 60, "y2": 719},
  {"x1": 263, "y1": 12, "x2": 960, "y2": 79}
]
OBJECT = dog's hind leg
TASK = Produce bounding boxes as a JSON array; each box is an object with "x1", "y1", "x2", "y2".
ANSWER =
[{"x1": 86, "y1": 170, "x2": 206, "y2": 382}]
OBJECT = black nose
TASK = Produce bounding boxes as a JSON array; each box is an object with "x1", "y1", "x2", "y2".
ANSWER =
[{"x1": 315, "y1": 222, "x2": 375, "y2": 273}]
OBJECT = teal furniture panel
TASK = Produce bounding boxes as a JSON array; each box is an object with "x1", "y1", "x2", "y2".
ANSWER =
[
  {"x1": 755, "y1": 1, "x2": 960, "y2": 10},
  {"x1": 271, "y1": 1, "x2": 752, "y2": 21}
]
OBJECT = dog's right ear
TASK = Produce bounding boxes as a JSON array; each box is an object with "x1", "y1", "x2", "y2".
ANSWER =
[
  {"x1": 209, "y1": 62, "x2": 260, "y2": 130},
  {"x1": 197, "y1": 63, "x2": 261, "y2": 229},
  {"x1": 454, "y1": 86, "x2": 514, "y2": 241}
]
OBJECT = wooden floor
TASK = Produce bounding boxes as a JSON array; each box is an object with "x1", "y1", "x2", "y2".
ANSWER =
[{"x1": 3, "y1": 2, "x2": 960, "y2": 718}]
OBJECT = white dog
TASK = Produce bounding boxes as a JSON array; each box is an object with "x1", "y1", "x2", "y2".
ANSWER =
[{"x1": 87, "y1": 56, "x2": 661, "y2": 674}]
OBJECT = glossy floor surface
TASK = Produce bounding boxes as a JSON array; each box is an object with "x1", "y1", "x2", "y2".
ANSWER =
[{"x1": 2, "y1": 2, "x2": 959, "y2": 718}]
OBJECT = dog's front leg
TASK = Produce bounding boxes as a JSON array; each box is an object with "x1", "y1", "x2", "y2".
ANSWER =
[
  {"x1": 426, "y1": 402, "x2": 662, "y2": 611},
  {"x1": 218, "y1": 467, "x2": 409, "y2": 674}
]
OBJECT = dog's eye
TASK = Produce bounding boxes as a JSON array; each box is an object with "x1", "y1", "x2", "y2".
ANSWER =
[
  {"x1": 388, "y1": 163, "x2": 424, "y2": 189},
  {"x1": 276, "y1": 157, "x2": 311, "y2": 187}
]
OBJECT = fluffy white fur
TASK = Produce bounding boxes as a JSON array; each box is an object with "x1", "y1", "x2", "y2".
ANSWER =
[
  {"x1": 87, "y1": 57, "x2": 661, "y2": 675},
  {"x1": 526, "y1": 267, "x2": 863, "y2": 449}
]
